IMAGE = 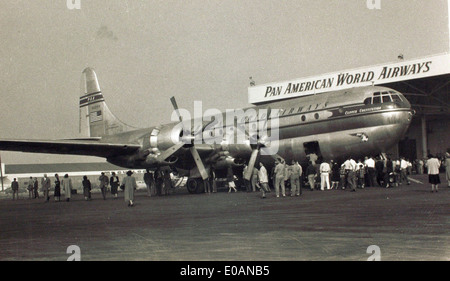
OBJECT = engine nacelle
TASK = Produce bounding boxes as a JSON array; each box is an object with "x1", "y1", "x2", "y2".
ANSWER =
[{"x1": 213, "y1": 157, "x2": 246, "y2": 170}]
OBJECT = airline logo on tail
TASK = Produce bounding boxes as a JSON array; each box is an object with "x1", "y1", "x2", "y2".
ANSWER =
[{"x1": 79, "y1": 92, "x2": 105, "y2": 108}]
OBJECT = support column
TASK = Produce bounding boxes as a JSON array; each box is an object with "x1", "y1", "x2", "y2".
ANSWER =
[{"x1": 421, "y1": 116, "x2": 428, "y2": 158}]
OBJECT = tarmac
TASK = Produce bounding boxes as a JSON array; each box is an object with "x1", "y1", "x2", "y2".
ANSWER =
[{"x1": 0, "y1": 174, "x2": 448, "y2": 261}]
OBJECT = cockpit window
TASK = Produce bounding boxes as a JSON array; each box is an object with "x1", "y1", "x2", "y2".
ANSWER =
[
  {"x1": 382, "y1": 95, "x2": 391, "y2": 103},
  {"x1": 391, "y1": 95, "x2": 402, "y2": 102},
  {"x1": 373, "y1": 96, "x2": 382, "y2": 104},
  {"x1": 365, "y1": 90, "x2": 402, "y2": 105}
]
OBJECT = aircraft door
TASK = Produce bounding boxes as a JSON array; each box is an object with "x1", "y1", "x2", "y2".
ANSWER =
[{"x1": 303, "y1": 141, "x2": 323, "y2": 164}]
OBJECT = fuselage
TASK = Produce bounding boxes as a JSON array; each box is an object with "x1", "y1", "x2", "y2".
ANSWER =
[{"x1": 105, "y1": 85, "x2": 414, "y2": 177}]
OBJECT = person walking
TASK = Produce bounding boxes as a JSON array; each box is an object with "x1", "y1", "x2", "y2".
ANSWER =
[
  {"x1": 400, "y1": 157, "x2": 410, "y2": 185},
  {"x1": 61, "y1": 174, "x2": 73, "y2": 202},
  {"x1": 110, "y1": 172, "x2": 120, "y2": 199},
  {"x1": 426, "y1": 154, "x2": 441, "y2": 193},
  {"x1": 122, "y1": 170, "x2": 137, "y2": 206},
  {"x1": 11, "y1": 178, "x2": 19, "y2": 200},
  {"x1": 41, "y1": 174, "x2": 51, "y2": 202},
  {"x1": 82, "y1": 176, "x2": 92, "y2": 201},
  {"x1": 258, "y1": 162, "x2": 270, "y2": 198},
  {"x1": 98, "y1": 172, "x2": 109, "y2": 200},
  {"x1": 54, "y1": 174, "x2": 61, "y2": 202}
]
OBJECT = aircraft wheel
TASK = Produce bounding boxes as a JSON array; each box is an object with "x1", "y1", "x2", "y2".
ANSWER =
[{"x1": 186, "y1": 178, "x2": 205, "y2": 194}]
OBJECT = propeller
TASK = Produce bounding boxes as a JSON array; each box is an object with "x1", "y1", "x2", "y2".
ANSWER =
[
  {"x1": 243, "y1": 107, "x2": 283, "y2": 180},
  {"x1": 170, "y1": 96, "x2": 209, "y2": 181}
]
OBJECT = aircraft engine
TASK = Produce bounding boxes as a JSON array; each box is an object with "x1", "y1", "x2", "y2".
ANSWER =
[{"x1": 213, "y1": 157, "x2": 246, "y2": 170}]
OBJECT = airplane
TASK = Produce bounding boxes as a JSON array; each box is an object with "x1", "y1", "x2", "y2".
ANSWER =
[{"x1": 0, "y1": 68, "x2": 414, "y2": 193}]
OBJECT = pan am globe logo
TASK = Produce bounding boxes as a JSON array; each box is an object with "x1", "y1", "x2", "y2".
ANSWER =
[{"x1": 170, "y1": 101, "x2": 280, "y2": 156}]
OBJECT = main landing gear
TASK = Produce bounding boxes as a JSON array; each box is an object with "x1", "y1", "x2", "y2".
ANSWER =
[{"x1": 186, "y1": 178, "x2": 206, "y2": 194}]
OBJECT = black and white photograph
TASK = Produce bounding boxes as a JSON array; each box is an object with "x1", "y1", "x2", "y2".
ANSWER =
[{"x1": 0, "y1": 0, "x2": 449, "y2": 267}]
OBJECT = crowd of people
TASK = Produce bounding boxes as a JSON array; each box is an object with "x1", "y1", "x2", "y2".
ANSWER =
[
  {"x1": 6, "y1": 152, "x2": 450, "y2": 204},
  {"x1": 230, "y1": 152, "x2": 450, "y2": 198}
]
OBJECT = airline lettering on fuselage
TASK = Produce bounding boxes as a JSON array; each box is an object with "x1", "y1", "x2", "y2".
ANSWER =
[{"x1": 344, "y1": 106, "x2": 382, "y2": 116}]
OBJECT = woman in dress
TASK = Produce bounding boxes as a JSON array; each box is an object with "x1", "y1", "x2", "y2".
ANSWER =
[
  {"x1": 61, "y1": 174, "x2": 73, "y2": 202},
  {"x1": 122, "y1": 170, "x2": 137, "y2": 207},
  {"x1": 54, "y1": 174, "x2": 61, "y2": 202},
  {"x1": 110, "y1": 172, "x2": 120, "y2": 199},
  {"x1": 82, "y1": 176, "x2": 92, "y2": 201}
]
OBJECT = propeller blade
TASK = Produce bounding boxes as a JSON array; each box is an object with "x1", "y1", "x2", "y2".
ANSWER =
[
  {"x1": 170, "y1": 96, "x2": 183, "y2": 123},
  {"x1": 157, "y1": 142, "x2": 185, "y2": 161},
  {"x1": 244, "y1": 148, "x2": 260, "y2": 180},
  {"x1": 189, "y1": 146, "x2": 209, "y2": 180}
]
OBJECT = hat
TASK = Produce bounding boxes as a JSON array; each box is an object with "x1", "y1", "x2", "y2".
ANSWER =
[{"x1": 126, "y1": 170, "x2": 133, "y2": 176}]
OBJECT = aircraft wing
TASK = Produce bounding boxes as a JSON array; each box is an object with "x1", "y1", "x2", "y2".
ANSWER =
[{"x1": 0, "y1": 138, "x2": 142, "y2": 158}]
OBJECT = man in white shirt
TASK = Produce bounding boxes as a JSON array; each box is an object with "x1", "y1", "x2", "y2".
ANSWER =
[
  {"x1": 426, "y1": 154, "x2": 441, "y2": 193},
  {"x1": 258, "y1": 163, "x2": 270, "y2": 198},
  {"x1": 343, "y1": 158, "x2": 357, "y2": 192},
  {"x1": 364, "y1": 156, "x2": 376, "y2": 187},
  {"x1": 319, "y1": 160, "x2": 331, "y2": 190},
  {"x1": 400, "y1": 157, "x2": 410, "y2": 185}
]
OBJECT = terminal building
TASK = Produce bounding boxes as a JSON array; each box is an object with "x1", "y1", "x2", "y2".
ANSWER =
[
  {"x1": 0, "y1": 162, "x2": 145, "y2": 192},
  {"x1": 248, "y1": 52, "x2": 450, "y2": 162}
]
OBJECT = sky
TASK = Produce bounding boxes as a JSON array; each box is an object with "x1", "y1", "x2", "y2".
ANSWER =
[{"x1": 0, "y1": 0, "x2": 448, "y2": 164}]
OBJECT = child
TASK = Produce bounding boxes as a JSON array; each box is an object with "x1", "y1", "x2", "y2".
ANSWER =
[{"x1": 228, "y1": 175, "x2": 238, "y2": 193}]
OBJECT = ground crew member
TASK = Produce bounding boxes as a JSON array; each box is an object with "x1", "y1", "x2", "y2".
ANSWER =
[
  {"x1": 274, "y1": 159, "x2": 286, "y2": 197},
  {"x1": 319, "y1": 160, "x2": 331, "y2": 190}
]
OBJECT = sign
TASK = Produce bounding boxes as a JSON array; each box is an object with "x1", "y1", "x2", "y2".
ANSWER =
[{"x1": 248, "y1": 53, "x2": 450, "y2": 104}]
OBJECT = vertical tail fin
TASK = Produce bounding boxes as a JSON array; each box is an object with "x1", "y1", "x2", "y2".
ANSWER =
[{"x1": 79, "y1": 67, "x2": 137, "y2": 137}]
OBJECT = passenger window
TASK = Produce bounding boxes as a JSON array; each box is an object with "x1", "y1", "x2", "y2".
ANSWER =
[
  {"x1": 373, "y1": 96, "x2": 381, "y2": 104},
  {"x1": 364, "y1": 98, "x2": 372, "y2": 105},
  {"x1": 382, "y1": 95, "x2": 391, "y2": 103}
]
